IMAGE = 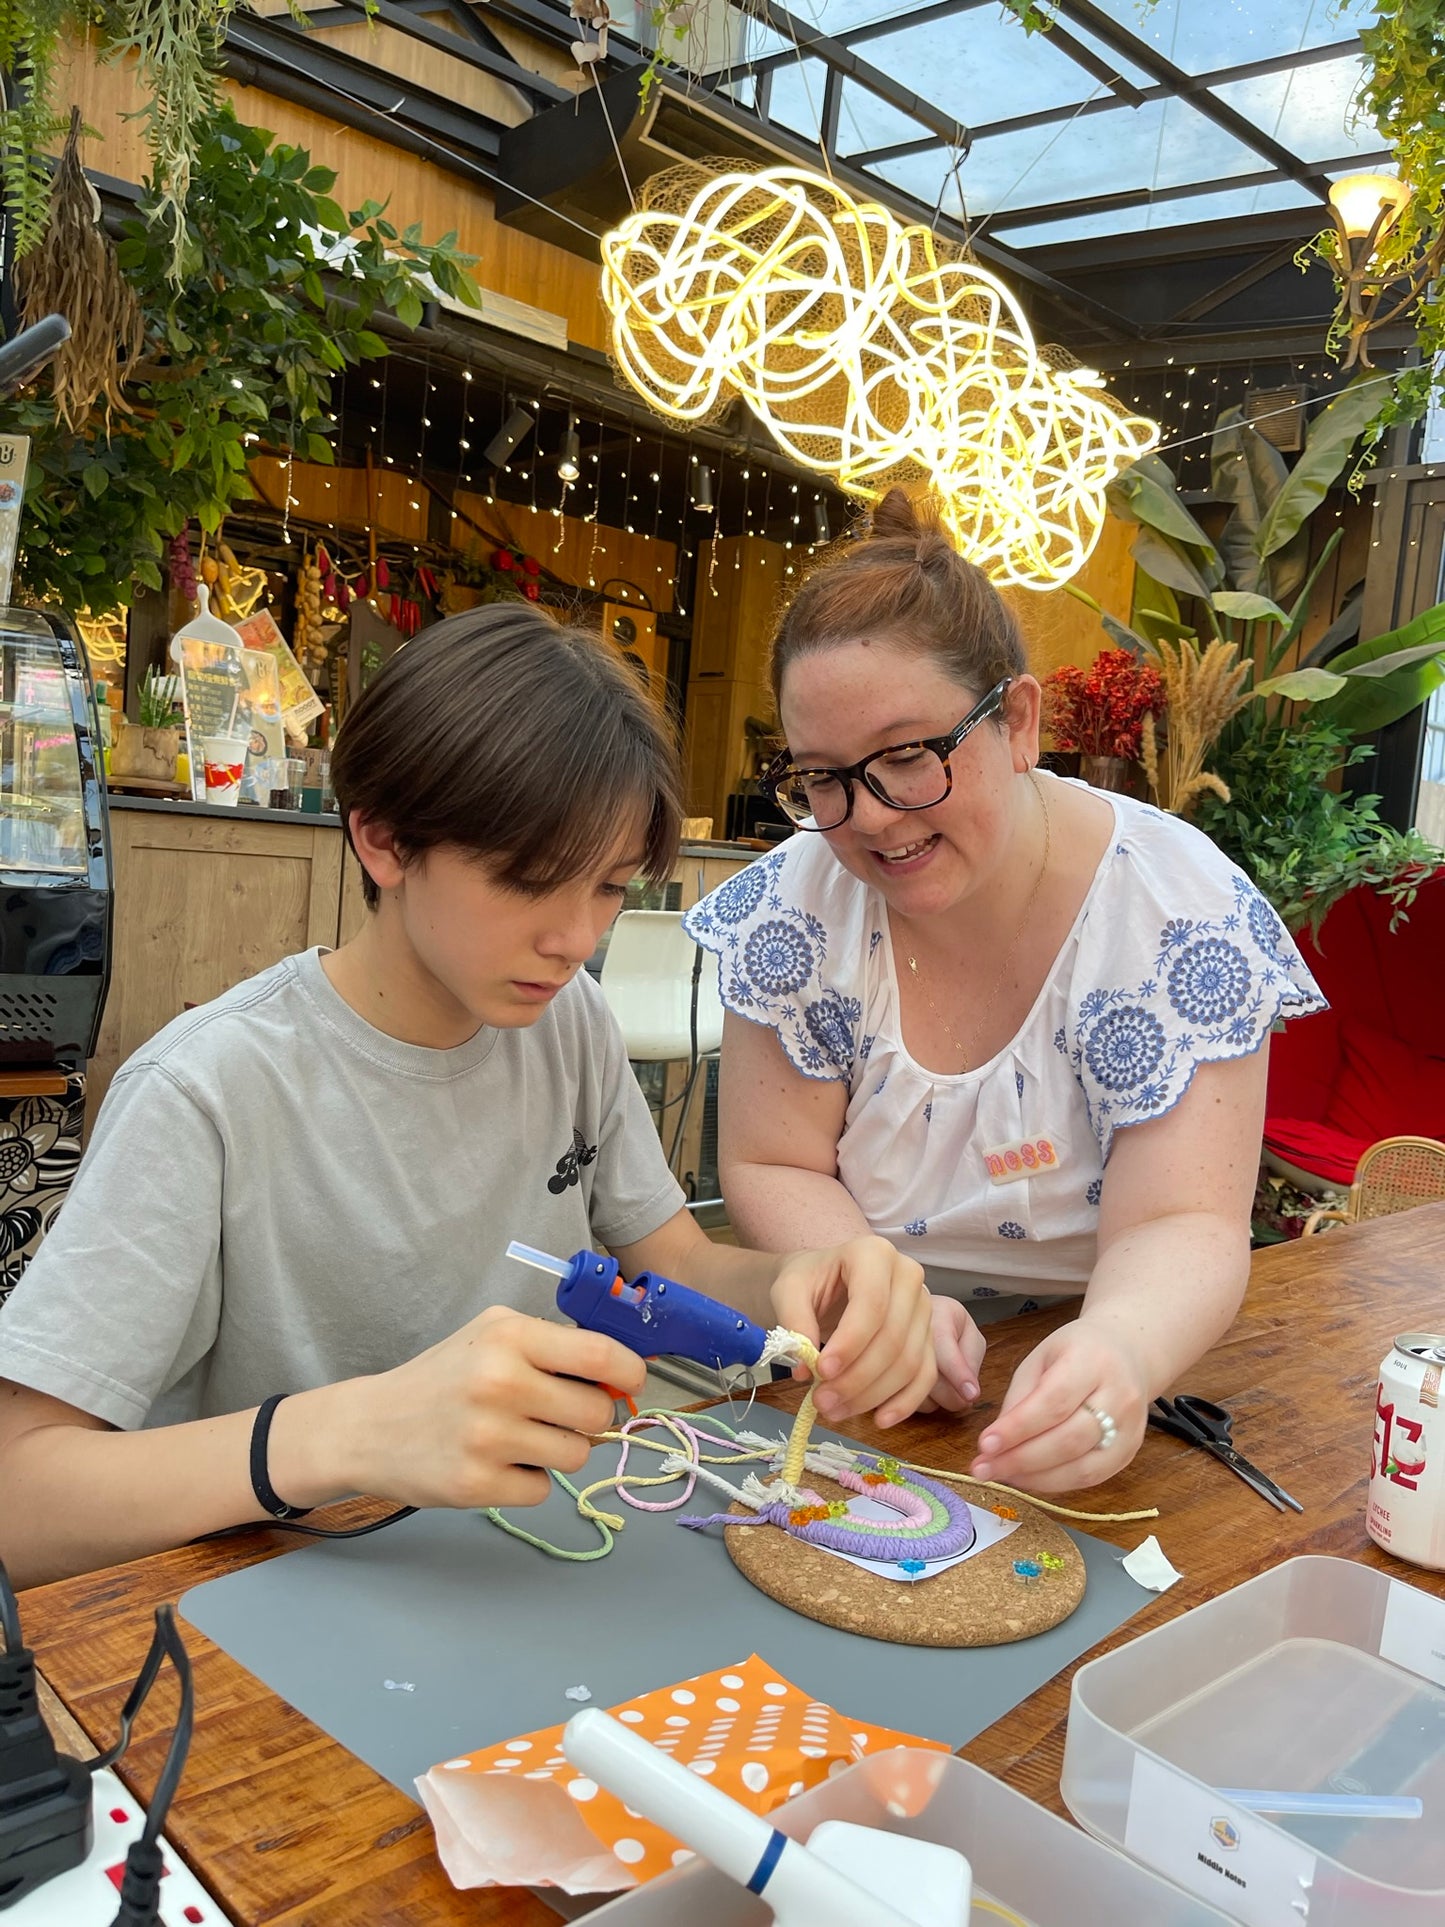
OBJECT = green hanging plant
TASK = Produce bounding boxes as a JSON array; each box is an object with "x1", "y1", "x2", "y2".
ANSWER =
[
  {"x1": 0, "y1": 0, "x2": 76, "y2": 259},
  {"x1": 4, "y1": 102, "x2": 479, "y2": 616}
]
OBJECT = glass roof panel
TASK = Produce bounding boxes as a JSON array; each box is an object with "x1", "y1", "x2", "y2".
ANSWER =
[
  {"x1": 993, "y1": 177, "x2": 1319, "y2": 248},
  {"x1": 1209, "y1": 52, "x2": 1383, "y2": 164},
  {"x1": 836, "y1": 78, "x2": 928, "y2": 158},
  {"x1": 856, "y1": 9, "x2": 1096, "y2": 124},
  {"x1": 877, "y1": 95, "x2": 1265, "y2": 217},
  {"x1": 765, "y1": 55, "x2": 830, "y2": 143},
  {"x1": 1078, "y1": 0, "x2": 1375, "y2": 79}
]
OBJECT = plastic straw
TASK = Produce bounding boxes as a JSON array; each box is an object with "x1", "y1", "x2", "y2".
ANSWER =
[{"x1": 1219, "y1": 1789, "x2": 1423, "y2": 1819}]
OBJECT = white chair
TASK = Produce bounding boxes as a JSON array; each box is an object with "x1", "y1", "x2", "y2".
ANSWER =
[{"x1": 600, "y1": 910, "x2": 724, "y2": 1175}]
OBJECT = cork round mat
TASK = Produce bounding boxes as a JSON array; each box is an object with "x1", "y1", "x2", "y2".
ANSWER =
[{"x1": 724, "y1": 1475, "x2": 1085, "y2": 1647}]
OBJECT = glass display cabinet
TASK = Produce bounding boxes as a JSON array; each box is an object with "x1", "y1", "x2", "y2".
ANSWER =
[{"x1": 0, "y1": 606, "x2": 111, "y2": 1068}]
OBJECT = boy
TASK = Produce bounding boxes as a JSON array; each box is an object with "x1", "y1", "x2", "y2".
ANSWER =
[{"x1": 0, "y1": 603, "x2": 935, "y2": 1589}]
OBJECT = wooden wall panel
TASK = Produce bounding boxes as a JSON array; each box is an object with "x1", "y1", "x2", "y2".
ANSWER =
[
  {"x1": 453, "y1": 491, "x2": 677, "y2": 611},
  {"x1": 48, "y1": 33, "x2": 610, "y2": 353},
  {"x1": 249, "y1": 456, "x2": 430, "y2": 546},
  {"x1": 1003, "y1": 511, "x2": 1137, "y2": 678}
]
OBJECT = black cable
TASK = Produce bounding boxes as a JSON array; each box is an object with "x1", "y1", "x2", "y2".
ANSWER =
[
  {"x1": 197, "y1": 1503, "x2": 417, "y2": 1544},
  {"x1": 102, "y1": 1607, "x2": 193, "y2": 1927}
]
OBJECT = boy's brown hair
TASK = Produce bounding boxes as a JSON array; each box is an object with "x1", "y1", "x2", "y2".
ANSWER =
[{"x1": 332, "y1": 602, "x2": 683, "y2": 907}]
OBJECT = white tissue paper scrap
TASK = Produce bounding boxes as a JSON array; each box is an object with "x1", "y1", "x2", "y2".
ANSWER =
[{"x1": 1122, "y1": 1535, "x2": 1182, "y2": 1592}]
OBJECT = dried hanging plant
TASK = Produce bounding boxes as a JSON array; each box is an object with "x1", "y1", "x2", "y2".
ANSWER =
[
  {"x1": 15, "y1": 106, "x2": 144, "y2": 429},
  {"x1": 1139, "y1": 635, "x2": 1252, "y2": 819}
]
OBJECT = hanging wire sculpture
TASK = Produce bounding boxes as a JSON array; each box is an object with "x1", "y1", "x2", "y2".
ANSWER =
[{"x1": 601, "y1": 162, "x2": 1160, "y2": 589}]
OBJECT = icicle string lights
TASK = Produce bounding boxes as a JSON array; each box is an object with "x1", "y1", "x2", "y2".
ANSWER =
[{"x1": 601, "y1": 163, "x2": 1159, "y2": 589}]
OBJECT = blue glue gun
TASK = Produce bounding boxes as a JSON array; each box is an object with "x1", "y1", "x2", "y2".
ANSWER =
[{"x1": 506, "y1": 1240, "x2": 769, "y2": 1370}]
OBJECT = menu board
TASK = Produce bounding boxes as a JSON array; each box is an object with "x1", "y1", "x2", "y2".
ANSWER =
[
  {"x1": 232, "y1": 606, "x2": 322, "y2": 731},
  {"x1": 0, "y1": 435, "x2": 30, "y2": 606},
  {"x1": 238, "y1": 648, "x2": 286, "y2": 802},
  {"x1": 178, "y1": 635, "x2": 244, "y2": 800}
]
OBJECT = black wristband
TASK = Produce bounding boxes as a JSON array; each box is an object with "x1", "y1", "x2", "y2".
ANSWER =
[{"x1": 249, "y1": 1394, "x2": 313, "y2": 1521}]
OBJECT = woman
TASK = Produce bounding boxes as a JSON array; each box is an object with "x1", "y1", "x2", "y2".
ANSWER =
[{"x1": 686, "y1": 490, "x2": 1324, "y2": 1492}]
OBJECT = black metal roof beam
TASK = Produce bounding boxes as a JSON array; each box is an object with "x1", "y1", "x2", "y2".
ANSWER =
[
  {"x1": 1048, "y1": 0, "x2": 1336, "y2": 198},
  {"x1": 987, "y1": 145, "x2": 1392, "y2": 234},
  {"x1": 295, "y1": 0, "x2": 569, "y2": 103},
  {"x1": 1085, "y1": 324, "x2": 1415, "y2": 371},
  {"x1": 393, "y1": 0, "x2": 543, "y2": 71},
  {"x1": 225, "y1": 12, "x2": 506, "y2": 156},
  {"x1": 740, "y1": 0, "x2": 970, "y2": 149},
  {"x1": 1164, "y1": 237, "x2": 1313, "y2": 327},
  {"x1": 455, "y1": 0, "x2": 640, "y2": 62},
  {"x1": 820, "y1": 64, "x2": 843, "y2": 166},
  {"x1": 845, "y1": 35, "x2": 1365, "y2": 167}
]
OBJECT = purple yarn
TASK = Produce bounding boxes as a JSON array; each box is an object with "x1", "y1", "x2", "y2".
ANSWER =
[{"x1": 680, "y1": 1455, "x2": 976, "y2": 1563}]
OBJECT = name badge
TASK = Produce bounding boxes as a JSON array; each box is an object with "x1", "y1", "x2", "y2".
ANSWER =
[{"x1": 982, "y1": 1136, "x2": 1062, "y2": 1185}]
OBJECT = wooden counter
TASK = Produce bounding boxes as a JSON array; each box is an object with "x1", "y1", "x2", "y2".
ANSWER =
[{"x1": 91, "y1": 796, "x2": 758, "y2": 1121}]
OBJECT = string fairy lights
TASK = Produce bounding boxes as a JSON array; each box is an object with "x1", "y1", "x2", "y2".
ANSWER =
[{"x1": 601, "y1": 161, "x2": 1159, "y2": 590}]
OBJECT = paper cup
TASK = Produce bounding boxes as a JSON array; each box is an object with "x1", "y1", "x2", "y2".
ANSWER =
[{"x1": 200, "y1": 733, "x2": 249, "y2": 807}]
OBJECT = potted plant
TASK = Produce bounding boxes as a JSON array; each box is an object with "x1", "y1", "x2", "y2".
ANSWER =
[
  {"x1": 110, "y1": 668, "x2": 180, "y2": 781},
  {"x1": 1068, "y1": 380, "x2": 1445, "y2": 928},
  {"x1": 1041, "y1": 648, "x2": 1163, "y2": 791}
]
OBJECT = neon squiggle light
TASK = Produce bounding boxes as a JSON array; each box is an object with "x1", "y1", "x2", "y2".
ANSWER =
[{"x1": 601, "y1": 163, "x2": 1159, "y2": 589}]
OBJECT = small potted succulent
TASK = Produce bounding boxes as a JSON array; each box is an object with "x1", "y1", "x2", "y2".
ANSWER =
[{"x1": 110, "y1": 668, "x2": 181, "y2": 781}]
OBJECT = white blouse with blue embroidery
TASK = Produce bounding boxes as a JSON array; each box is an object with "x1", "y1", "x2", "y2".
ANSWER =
[{"x1": 684, "y1": 784, "x2": 1326, "y2": 1304}]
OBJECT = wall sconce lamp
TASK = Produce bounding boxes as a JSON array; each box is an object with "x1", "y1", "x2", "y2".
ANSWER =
[
  {"x1": 1324, "y1": 172, "x2": 1437, "y2": 370},
  {"x1": 556, "y1": 415, "x2": 581, "y2": 484}
]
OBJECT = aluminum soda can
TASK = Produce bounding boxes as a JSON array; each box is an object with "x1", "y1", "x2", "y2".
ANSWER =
[{"x1": 1368, "y1": 1333, "x2": 1445, "y2": 1571}]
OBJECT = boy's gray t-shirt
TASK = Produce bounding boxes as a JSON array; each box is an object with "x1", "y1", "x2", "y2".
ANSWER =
[{"x1": 0, "y1": 949, "x2": 685, "y2": 1429}]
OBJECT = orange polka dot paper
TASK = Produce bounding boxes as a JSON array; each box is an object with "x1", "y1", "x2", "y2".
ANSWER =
[{"x1": 418, "y1": 1653, "x2": 947, "y2": 1894}]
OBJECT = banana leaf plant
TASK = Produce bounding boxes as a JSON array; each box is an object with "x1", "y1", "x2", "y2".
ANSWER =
[{"x1": 1084, "y1": 375, "x2": 1445, "y2": 738}]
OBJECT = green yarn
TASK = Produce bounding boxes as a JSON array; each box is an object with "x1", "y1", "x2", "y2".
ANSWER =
[{"x1": 482, "y1": 1471, "x2": 615, "y2": 1561}]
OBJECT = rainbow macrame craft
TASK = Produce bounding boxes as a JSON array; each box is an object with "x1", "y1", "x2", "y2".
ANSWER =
[{"x1": 482, "y1": 1326, "x2": 1157, "y2": 1573}]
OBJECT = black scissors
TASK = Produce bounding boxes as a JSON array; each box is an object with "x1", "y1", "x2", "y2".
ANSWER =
[{"x1": 1148, "y1": 1395, "x2": 1303, "y2": 1514}]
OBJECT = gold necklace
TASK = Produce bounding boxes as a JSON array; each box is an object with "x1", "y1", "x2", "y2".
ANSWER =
[{"x1": 905, "y1": 771, "x2": 1051, "y2": 1071}]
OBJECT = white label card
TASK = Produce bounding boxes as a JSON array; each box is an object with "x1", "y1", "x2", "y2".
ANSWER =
[
  {"x1": 1380, "y1": 1577, "x2": 1445, "y2": 1690},
  {"x1": 1125, "y1": 1753, "x2": 1316, "y2": 1927}
]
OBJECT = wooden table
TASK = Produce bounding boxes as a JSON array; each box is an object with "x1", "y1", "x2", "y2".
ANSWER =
[{"x1": 21, "y1": 1205, "x2": 1445, "y2": 1923}]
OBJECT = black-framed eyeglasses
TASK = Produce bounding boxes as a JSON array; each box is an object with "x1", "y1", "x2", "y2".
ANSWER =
[{"x1": 762, "y1": 678, "x2": 1013, "y2": 831}]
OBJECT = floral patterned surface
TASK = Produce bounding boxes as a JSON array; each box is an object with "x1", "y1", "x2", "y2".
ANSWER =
[{"x1": 0, "y1": 1081, "x2": 84, "y2": 1308}]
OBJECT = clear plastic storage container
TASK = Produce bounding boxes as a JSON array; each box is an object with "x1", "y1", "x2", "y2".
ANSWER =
[
  {"x1": 1062, "y1": 1556, "x2": 1445, "y2": 1927},
  {"x1": 586, "y1": 1751, "x2": 1235, "y2": 1924}
]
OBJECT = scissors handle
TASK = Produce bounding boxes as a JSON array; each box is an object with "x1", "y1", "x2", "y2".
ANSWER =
[{"x1": 1150, "y1": 1398, "x2": 1302, "y2": 1513}]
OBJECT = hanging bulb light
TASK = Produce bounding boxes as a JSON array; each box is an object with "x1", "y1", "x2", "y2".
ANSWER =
[
  {"x1": 557, "y1": 415, "x2": 581, "y2": 484},
  {"x1": 813, "y1": 496, "x2": 830, "y2": 544},
  {"x1": 693, "y1": 459, "x2": 715, "y2": 513}
]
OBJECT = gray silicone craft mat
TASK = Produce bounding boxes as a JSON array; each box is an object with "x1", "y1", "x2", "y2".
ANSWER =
[{"x1": 180, "y1": 1408, "x2": 1153, "y2": 1798}]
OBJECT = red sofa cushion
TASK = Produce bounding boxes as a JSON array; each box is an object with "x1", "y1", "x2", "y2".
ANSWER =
[
  {"x1": 1263, "y1": 1117, "x2": 1369, "y2": 1188},
  {"x1": 1325, "y1": 1018, "x2": 1445, "y2": 1145}
]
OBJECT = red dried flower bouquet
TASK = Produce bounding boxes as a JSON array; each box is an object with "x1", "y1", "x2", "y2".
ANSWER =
[{"x1": 1043, "y1": 649, "x2": 1165, "y2": 761}]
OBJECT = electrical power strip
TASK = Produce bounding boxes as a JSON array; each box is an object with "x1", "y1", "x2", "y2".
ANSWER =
[{"x1": 3, "y1": 1767, "x2": 226, "y2": 1925}]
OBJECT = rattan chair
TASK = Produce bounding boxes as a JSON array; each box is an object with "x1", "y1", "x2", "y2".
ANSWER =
[{"x1": 1302, "y1": 1135, "x2": 1445, "y2": 1235}]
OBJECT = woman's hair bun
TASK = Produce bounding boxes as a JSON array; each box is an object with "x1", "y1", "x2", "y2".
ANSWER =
[{"x1": 867, "y1": 486, "x2": 922, "y2": 542}]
